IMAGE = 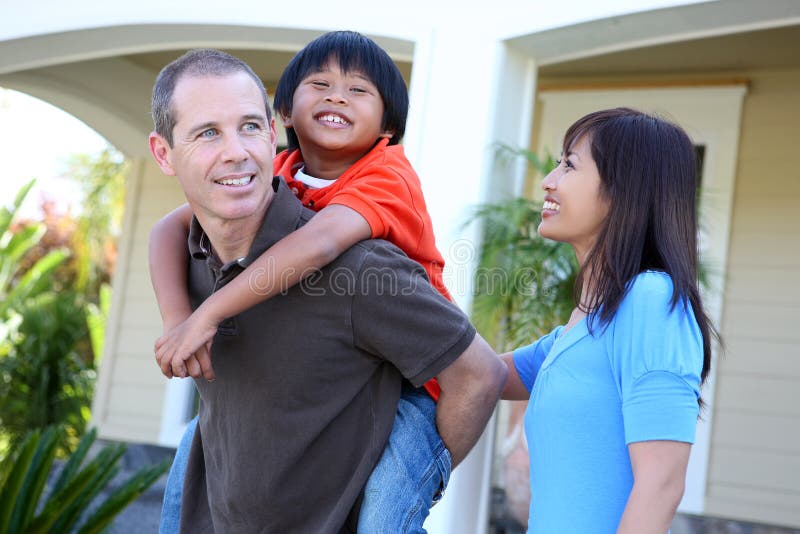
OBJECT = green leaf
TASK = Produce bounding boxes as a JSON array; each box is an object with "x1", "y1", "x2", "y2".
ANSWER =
[
  {"x1": 1, "y1": 249, "x2": 69, "y2": 314},
  {"x1": 3, "y1": 224, "x2": 45, "y2": 266},
  {"x1": 26, "y1": 460, "x2": 99, "y2": 534},
  {"x1": 77, "y1": 458, "x2": 171, "y2": 534},
  {"x1": 48, "y1": 464, "x2": 114, "y2": 534},
  {"x1": 0, "y1": 180, "x2": 36, "y2": 239},
  {"x1": 0, "y1": 430, "x2": 41, "y2": 533},
  {"x1": 39, "y1": 442, "x2": 126, "y2": 534},
  {"x1": 51, "y1": 427, "x2": 97, "y2": 495},
  {"x1": 8, "y1": 426, "x2": 61, "y2": 532}
]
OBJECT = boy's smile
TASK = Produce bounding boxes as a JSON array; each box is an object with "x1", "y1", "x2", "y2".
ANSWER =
[{"x1": 284, "y1": 60, "x2": 393, "y2": 179}]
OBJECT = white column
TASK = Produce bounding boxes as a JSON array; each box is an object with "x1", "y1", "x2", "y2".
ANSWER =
[{"x1": 405, "y1": 28, "x2": 537, "y2": 534}]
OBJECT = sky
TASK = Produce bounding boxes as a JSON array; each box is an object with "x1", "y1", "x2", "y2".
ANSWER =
[{"x1": 0, "y1": 87, "x2": 109, "y2": 219}]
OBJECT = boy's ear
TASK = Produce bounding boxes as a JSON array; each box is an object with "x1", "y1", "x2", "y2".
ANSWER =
[
  {"x1": 149, "y1": 132, "x2": 176, "y2": 176},
  {"x1": 268, "y1": 118, "x2": 278, "y2": 158}
]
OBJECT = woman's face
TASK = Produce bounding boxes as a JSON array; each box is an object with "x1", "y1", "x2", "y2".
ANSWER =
[{"x1": 538, "y1": 133, "x2": 610, "y2": 263}]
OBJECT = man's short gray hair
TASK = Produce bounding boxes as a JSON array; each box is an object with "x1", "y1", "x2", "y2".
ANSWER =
[{"x1": 151, "y1": 49, "x2": 272, "y2": 146}]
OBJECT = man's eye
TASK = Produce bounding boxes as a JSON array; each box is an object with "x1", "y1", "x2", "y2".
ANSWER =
[
  {"x1": 243, "y1": 123, "x2": 261, "y2": 132},
  {"x1": 200, "y1": 129, "x2": 217, "y2": 138}
]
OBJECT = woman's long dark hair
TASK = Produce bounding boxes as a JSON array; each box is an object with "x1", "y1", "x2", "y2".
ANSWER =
[{"x1": 567, "y1": 108, "x2": 717, "y2": 386}]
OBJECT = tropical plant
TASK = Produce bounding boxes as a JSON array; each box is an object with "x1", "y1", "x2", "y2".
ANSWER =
[
  {"x1": 1, "y1": 149, "x2": 125, "y2": 454},
  {"x1": 0, "y1": 425, "x2": 170, "y2": 534},
  {"x1": 0, "y1": 180, "x2": 69, "y2": 321},
  {"x1": 0, "y1": 290, "x2": 94, "y2": 451},
  {"x1": 467, "y1": 145, "x2": 576, "y2": 353},
  {"x1": 0, "y1": 181, "x2": 91, "y2": 454},
  {"x1": 469, "y1": 145, "x2": 576, "y2": 530},
  {"x1": 66, "y1": 148, "x2": 126, "y2": 297}
]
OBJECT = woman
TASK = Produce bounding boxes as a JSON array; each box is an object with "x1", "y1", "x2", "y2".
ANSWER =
[{"x1": 502, "y1": 108, "x2": 716, "y2": 533}]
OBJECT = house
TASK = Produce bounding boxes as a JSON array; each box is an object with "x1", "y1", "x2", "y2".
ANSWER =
[{"x1": 1, "y1": 0, "x2": 798, "y2": 531}]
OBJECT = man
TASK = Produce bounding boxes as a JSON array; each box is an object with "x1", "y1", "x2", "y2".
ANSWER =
[{"x1": 148, "y1": 49, "x2": 506, "y2": 532}]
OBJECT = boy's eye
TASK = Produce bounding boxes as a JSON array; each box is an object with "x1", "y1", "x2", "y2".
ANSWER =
[
  {"x1": 311, "y1": 80, "x2": 329, "y2": 88},
  {"x1": 350, "y1": 87, "x2": 367, "y2": 93}
]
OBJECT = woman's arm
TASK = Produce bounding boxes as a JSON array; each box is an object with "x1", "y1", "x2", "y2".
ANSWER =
[
  {"x1": 156, "y1": 204, "x2": 372, "y2": 378},
  {"x1": 617, "y1": 440, "x2": 691, "y2": 534}
]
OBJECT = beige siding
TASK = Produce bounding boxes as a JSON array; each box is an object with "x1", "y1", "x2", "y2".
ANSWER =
[
  {"x1": 707, "y1": 68, "x2": 800, "y2": 527},
  {"x1": 91, "y1": 158, "x2": 186, "y2": 444}
]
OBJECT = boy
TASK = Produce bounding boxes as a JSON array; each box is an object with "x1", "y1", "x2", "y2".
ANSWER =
[{"x1": 153, "y1": 32, "x2": 463, "y2": 531}]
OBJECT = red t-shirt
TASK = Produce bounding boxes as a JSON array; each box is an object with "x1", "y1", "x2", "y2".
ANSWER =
[{"x1": 273, "y1": 139, "x2": 450, "y2": 400}]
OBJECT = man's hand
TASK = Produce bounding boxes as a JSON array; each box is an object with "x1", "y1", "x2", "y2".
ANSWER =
[
  {"x1": 435, "y1": 334, "x2": 507, "y2": 467},
  {"x1": 155, "y1": 310, "x2": 219, "y2": 381}
]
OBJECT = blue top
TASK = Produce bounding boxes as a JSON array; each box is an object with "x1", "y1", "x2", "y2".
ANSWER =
[{"x1": 513, "y1": 271, "x2": 703, "y2": 534}]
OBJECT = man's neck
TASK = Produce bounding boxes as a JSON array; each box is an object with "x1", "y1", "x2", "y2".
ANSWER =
[{"x1": 196, "y1": 209, "x2": 266, "y2": 265}]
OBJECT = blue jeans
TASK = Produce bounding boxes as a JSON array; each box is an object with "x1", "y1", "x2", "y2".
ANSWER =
[
  {"x1": 159, "y1": 383, "x2": 450, "y2": 533},
  {"x1": 358, "y1": 382, "x2": 452, "y2": 533},
  {"x1": 159, "y1": 417, "x2": 196, "y2": 534}
]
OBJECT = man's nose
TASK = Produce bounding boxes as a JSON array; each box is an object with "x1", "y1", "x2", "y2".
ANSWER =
[{"x1": 220, "y1": 133, "x2": 249, "y2": 162}]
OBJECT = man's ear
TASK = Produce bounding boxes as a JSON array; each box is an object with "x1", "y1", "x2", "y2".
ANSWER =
[{"x1": 149, "y1": 132, "x2": 176, "y2": 176}]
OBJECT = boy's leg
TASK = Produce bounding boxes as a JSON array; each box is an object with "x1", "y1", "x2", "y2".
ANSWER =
[
  {"x1": 159, "y1": 416, "x2": 198, "y2": 534},
  {"x1": 358, "y1": 383, "x2": 452, "y2": 534}
]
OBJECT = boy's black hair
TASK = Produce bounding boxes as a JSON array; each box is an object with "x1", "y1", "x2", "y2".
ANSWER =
[{"x1": 273, "y1": 31, "x2": 409, "y2": 150}]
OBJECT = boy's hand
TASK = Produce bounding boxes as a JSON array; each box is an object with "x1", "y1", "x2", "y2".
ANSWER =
[
  {"x1": 155, "y1": 310, "x2": 219, "y2": 381},
  {"x1": 181, "y1": 342, "x2": 214, "y2": 381}
]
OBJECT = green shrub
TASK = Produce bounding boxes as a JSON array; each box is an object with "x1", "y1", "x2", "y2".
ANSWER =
[{"x1": 0, "y1": 426, "x2": 170, "y2": 534}]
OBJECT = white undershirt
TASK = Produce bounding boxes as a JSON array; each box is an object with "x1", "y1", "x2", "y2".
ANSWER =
[{"x1": 294, "y1": 166, "x2": 336, "y2": 189}]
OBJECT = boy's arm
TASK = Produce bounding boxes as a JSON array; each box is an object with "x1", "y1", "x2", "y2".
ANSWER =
[
  {"x1": 149, "y1": 204, "x2": 214, "y2": 379},
  {"x1": 157, "y1": 204, "x2": 372, "y2": 378},
  {"x1": 149, "y1": 203, "x2": 194, "y2": 326}
]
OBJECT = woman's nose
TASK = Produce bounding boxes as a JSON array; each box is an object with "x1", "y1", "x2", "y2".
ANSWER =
[{"x1": 541, "y1": 168, "x2": 557, "y2": 191}]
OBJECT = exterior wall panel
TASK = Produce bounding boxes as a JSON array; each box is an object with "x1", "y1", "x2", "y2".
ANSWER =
[
  {"x1": 707, "y1": 68, "x2": 800, "y2": 527},
  {"x1": 91, "y1": 158, "x2": 185, "y2": 444}
]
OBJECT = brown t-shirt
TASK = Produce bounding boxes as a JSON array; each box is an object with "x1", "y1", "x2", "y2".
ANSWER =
[{"x1": 179, "y1": 180, "x2": 476, "y2": 533}]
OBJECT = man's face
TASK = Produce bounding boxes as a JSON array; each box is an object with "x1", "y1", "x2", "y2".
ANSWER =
[{"x1": 150, "y1": 72, "x2": 277, "y2": 227}]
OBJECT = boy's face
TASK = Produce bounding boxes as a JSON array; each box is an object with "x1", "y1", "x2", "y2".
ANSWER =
[{"x1": 283, "y1": 60, "x2": 392, "y2": 170}]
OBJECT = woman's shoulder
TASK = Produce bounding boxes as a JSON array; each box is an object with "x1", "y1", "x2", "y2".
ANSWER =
[{"x1": 625, "y1": 270, "x2": 675, "y2": 303}]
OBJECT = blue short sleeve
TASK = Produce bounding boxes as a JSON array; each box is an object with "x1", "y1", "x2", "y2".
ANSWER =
[
  {"x1": 512, "y1": 326, "x2": 562, "y2": 393},
  {"x1": 609, "y1": 272, "x2": 704, "y2": 444}
]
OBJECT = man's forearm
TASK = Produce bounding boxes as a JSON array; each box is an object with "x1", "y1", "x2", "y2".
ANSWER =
[{"x1": 435, "y1": 335, "x2": 507, "y2": 467}]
